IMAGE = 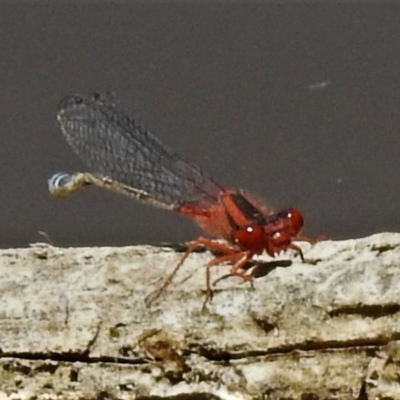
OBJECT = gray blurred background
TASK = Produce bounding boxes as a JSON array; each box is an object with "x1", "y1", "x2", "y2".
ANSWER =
[{"x1": 1, "y1": 2, "x2": 399, "y2": 248}]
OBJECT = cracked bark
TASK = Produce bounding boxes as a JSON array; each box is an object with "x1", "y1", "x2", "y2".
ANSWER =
[{"x1": 0, "y1": 233, "x2": 400, "y2": 399}]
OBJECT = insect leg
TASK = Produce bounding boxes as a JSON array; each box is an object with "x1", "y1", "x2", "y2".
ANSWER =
[
  {"x1": 203, "y1": 250, "x2": 251, "y2": 308},
  {"x1": 296, "y1": 234, "x2": 328, "y2": 244},
  {"x1": 145, "y1": 237, "x2": 238, "y2": 307},
  {"x1": 289, "y1": 243, "x2": 305, "y2": 262},
  {"x1": 229, "y1": 252, "x2": 256, "y2": 282}
]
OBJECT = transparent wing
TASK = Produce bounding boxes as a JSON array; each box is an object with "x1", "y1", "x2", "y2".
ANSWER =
[{"x1": 56, "y1": 92, "x2": 224, "y2": 210}]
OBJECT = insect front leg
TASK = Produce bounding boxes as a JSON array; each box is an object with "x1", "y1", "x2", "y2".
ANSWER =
[{"x1": 289, "y1": 243, "x2": 305, "y2": 262}]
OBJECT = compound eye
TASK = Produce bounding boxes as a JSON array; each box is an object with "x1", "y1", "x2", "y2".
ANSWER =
[
  {"x1": 233, "y1": 224, "x2": 264, "y2": 251},
  {"x1": 287, "y1": 208, "x2": 304, "y2": 235}
]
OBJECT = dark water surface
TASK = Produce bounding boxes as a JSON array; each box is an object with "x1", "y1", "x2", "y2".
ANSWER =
[{"x1": 1, "y1": 3, "x2": 399, "y2": 247}]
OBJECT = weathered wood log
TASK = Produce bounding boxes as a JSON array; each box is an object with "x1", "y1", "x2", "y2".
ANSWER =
[{"x1": 0, "y1": 233, "x2": 400, "y2": 399}]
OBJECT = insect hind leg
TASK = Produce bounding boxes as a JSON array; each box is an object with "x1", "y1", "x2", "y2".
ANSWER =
[{"x1": 145, "y1": 237, "x2": 239, "y2": 307}]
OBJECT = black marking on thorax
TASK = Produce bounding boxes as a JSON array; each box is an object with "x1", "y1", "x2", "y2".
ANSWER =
[
  {"x1": 264, "y1": 210, "x2": 289, "y2": 226},
  {"x1": 226, "y1": 192, "x2": 266, "y2": 229}
]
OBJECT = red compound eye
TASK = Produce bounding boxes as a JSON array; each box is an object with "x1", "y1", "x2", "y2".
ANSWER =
[{"x1": 287, "y1": 208, "x2": 304, "y2": 235}]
